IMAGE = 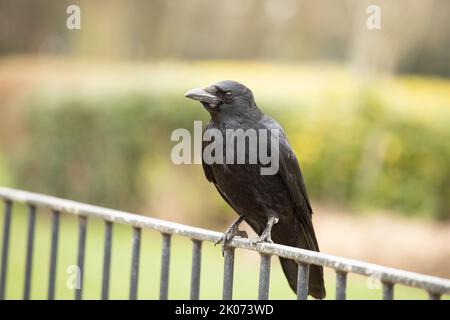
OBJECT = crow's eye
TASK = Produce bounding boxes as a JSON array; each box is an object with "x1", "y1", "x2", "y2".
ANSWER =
[{"x1": 225, "y1": 91, "x2": 233, "y2": 99}]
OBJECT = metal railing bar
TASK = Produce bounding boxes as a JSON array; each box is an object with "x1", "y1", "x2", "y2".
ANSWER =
[
  {"x1": 102, "y1": 221, "x2": 113, "y2": 300},
  {"x1": 23, "y1": 204, "x2": 36, "y2": 300},
  {"x1": 0, "y1": 200, "x2": 12, "y2": 300},
  {"x1": 222, "y1": 248, "x2": 235, "y2": 300},
  {"x1": 129, "y1": 227, "x2": 141, "y2": 300},
  {"x1": 48, "y1": 209, "x2": 60, "y2": 300},
  {"x1": 258, "y1": 254, "x2": 271, "y2": 300},
  {"x1": 160, "y1": 233, "x2": 171, "y2": 300},
  {"x1": 190, "y1": 240, "x2": 202, "y2": 300},
  {"x1": 296, "y1": 263, "x2": 309, "y2": 300},
  {"x1": 382, "y1": 281, "x2": 394, "y2": 300},
  {"x1": 336, "y1": 271, "x2": 347, "y2": 300},
  {"x1": 0, "y1": 187, "x2": 449, "y2": 296},
  {"x1": 75, "y1": 216, "x2": 87, "y2": 300}
]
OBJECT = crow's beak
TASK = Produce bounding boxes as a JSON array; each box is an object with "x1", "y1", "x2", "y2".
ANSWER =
[{"x1": 184, "y1": 87, "x2": 222, "y2": 106}]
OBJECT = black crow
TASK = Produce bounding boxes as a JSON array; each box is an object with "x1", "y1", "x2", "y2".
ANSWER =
[{"x1": 185, "y1": 80, "x2": 326, "y2": 299}]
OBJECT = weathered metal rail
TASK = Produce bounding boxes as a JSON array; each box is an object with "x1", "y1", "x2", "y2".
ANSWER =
[{"x1": 0, "y1": 187, "x2": 449, "y2": 300}]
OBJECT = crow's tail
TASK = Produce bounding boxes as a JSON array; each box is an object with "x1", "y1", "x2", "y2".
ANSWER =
[{"x1": 279, "y1": 226, "x2": 326, "y2": 299}]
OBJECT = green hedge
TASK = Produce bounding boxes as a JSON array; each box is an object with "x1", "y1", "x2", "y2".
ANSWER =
[{"x1": 4, "y1": 84, "x2": 450, "y2": 220}]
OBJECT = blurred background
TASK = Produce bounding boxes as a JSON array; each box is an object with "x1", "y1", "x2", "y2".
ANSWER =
[{"x1": 0, "y1": 0, "x2": 449, "y2": 299}]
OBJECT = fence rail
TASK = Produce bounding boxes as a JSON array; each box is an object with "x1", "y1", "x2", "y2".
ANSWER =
[{"x1": 0, "y1": 187, "x2": 449, "y2": 300}]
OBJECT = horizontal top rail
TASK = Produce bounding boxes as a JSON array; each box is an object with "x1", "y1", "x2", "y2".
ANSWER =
[{"x1": 1, "y1": 186, "x2": 449, "y2": 296}]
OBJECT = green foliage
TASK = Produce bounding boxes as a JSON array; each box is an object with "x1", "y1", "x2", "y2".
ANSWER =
[
  {"x1": 8, "y1": 92, "x2": 205, "y2": 211},
  {"x1": 2, "y1": 67, "x2": 450, "y2": 220}
]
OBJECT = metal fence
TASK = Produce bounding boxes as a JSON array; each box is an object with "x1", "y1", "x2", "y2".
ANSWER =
[{"x1": 0, "y1": 187, "x2": 449, "y2": 300}]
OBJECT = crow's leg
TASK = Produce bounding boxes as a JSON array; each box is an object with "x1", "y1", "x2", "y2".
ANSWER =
[
  {"x1": 215, "y1": 215, "x2": 248, "y2": 256},
  {"x1": 251, "y1": 216, "x2": 279, "y2": 245}
]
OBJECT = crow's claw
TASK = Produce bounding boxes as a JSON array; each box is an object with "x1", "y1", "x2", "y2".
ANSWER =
[
  {"x1": 250, "y1": 231, "x2": 273, "y2": 246},
  {"x1": 250, "y1": 216, "x2": 278, "y2": 246},
  {"x1": 215, "y1": 225, "x2": 248, "y2": 256}
]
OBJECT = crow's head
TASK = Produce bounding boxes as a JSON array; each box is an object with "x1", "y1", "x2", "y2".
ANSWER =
[{"x1": 185, "y1": 80, "x2": 257, "y2": 118}]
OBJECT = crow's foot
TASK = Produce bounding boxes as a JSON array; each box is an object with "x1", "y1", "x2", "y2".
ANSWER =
[
  {"x1": 250, "y1": 217, "x2": 279, "y2": 246},
  {"x1": 215, "y1": 221, "x2": 247, "y2": 256},
  {"x1": 250, "y1": 230, "x2": 273, "y2": 245}
]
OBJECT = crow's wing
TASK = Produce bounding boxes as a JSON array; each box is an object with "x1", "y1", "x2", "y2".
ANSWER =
[
  {"x1": 278, "y1": 133, "x2": 314, "y2": 215},
  {"x1": 262, "y1": 116, "x2": 318, "y2": 247}
]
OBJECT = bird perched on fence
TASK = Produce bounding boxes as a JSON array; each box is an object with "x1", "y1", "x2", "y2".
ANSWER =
[{"x1": 185, "y1": 80, "x2": 325, "y2": 299}]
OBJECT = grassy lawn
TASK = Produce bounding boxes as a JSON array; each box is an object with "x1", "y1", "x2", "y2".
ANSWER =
[{"x1": 0, "y1": 202, "x2": 446, "y2": 300}]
